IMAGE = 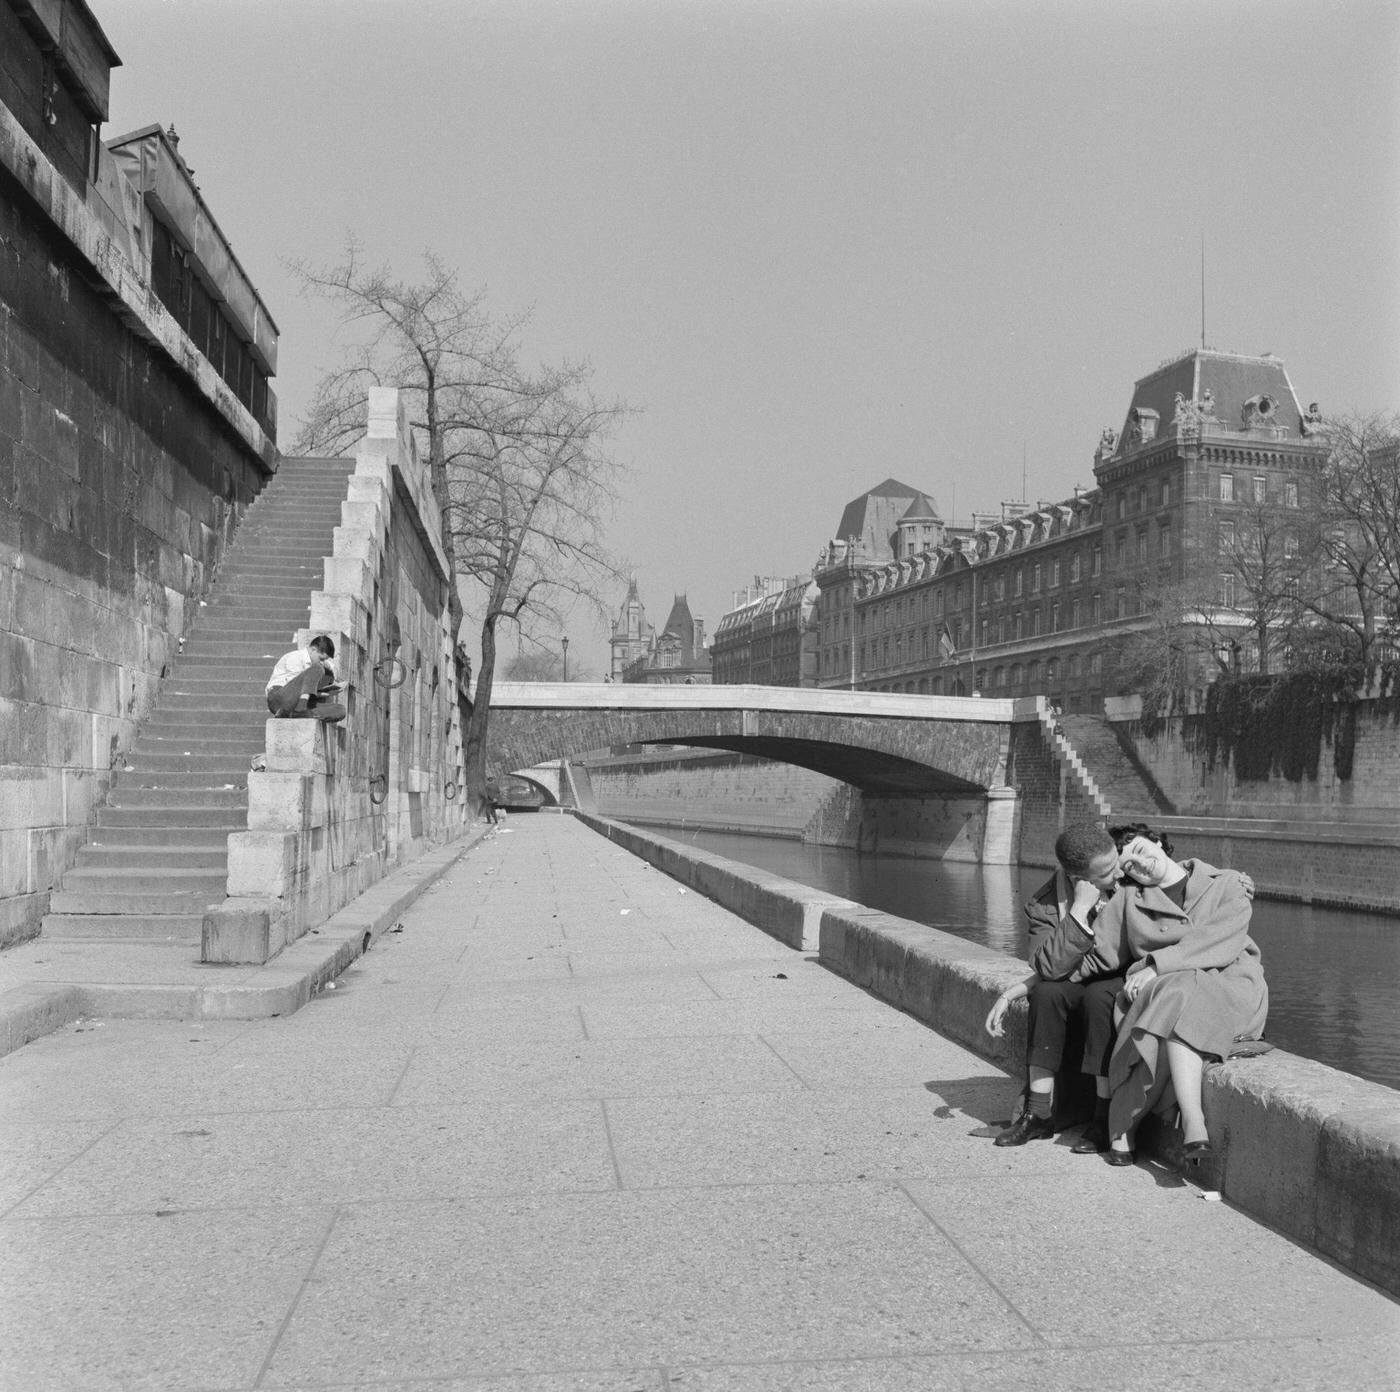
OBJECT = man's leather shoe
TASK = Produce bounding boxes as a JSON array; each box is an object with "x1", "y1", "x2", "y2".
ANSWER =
[
  {"x1": 1103, "y1": 1147, "x2": 1136, "y2": 1166},
  {"x1": 993, "y1": 1113, "x2": 1054, "y2": 1147},
  {"x1": 1071, "y1": 1121, "x2": 1110, "y2": 1154}
]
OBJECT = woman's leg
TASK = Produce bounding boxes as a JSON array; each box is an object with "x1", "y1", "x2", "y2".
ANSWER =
[{"x1": 1166, "y1": 1038, "x2": 1208, "y2": 1145}]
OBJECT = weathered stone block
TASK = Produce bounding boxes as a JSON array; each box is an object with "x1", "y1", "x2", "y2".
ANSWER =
[
  {"x1": 247, "y1": 768, "x2": 311, "y2": 828},
  {"x1": 201, "y1": 896, "x2": 273, "y2": 964},
  {"x1": 266, "y1": 718, "x2": 328, "y2": 774},
  {"x1": 227, "y1": 830, "x2": 296, "y2": 897}
]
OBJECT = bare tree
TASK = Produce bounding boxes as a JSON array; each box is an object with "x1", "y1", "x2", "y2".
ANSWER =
[
  {"x1": 292, "y1": 244, "x2": 630, "y2": 812},
  {"x1": 1215, "y1": 496, "x2": 1311, "y2": 675},
  {"x1": 1293, "y1": 411, "x2": 1400, "y2": 675}
]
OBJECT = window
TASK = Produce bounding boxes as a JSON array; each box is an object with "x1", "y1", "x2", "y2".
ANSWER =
[
  {"x1": 1092, "y1": 544, "x2": 1102, "y2": 577},
  {"x1": 1286, "y1": 481, "x2": 1299, "y2": 508},
  {"x1": 1032, "y1": 562, "x2": 1042, "y2": 592},
  {"x1": 1068, "y1": 653, "x2": 1081, "y2": 678},
  {"x1": 1010, "y1": 663, "x2": 1022, "y2": 686},
  {"x1": 995, "y1": 575, "x2": 1005, "y2": 602},
  {"x1": 1218, "y1": 573, "x2": 1236, "y2": 606},
  {"x1": 1284, "y1": 530, "x2": 1299, "y2": 558},
  {"x1": 1070, "y1": 552, "x2": 1081, "y2": 583},
  {"x1": 1051, "y1": 601, "x2": 1061, "y2": 632},
  {"x1": 995, "y1": 666, "x2": 1006, "y2": 688},
  {"x1": 1220, "y1": 474, "x2": 1234, "y2": 502},
  {"x1": 1253, "y1": 475, "x2": 1267, "y2": 503},
  {"x1": 935, "y1": 590, "x2": 944, "y2": 616},
  {"x1": 1014, "y1": 568, "x2": 1024, "y2": 597},
  {"x1": 1160, "y1": 478, "x2": 1171, "y2": 507},
  {"x1": 1032, "y1": 608, "x2": 1042, "y2": 636},
  {"x1": 1136, "y1": 485, "x2": 1147, "y2": 514},
  {"x1": 998, "y1": 616, "x2": 1008, "y2": 643},
  {"x1": 1015, "y1": 611, "x2": 1024, "y2": 640},
  {"x1": 1115, "y1": 585, "x2": 1126, "y2": 618},
  {"x1": 1090, "y1": 652, "x2": 1102, "y2": 674},
  {"x1": 1116, "y1": 531, "x2": 1127, "y2": 565},
  {"x1": 1047, "y1": 659, "x2": 1059, "y2": 682},
  {"x1": 1050, "y1": 558, "x2": 1061, "y2": 587},
  {"x1": 1116, "y1": 494, "x2": 1126, "y2": 520},
  {"x1": 1071, "y1": 597, "x2": 1081, "y2": 627},
  {"x1": 1220, "y1": 520, "x2": 1236, "y2": 549},
  {"x1": 1159, "y1": 522, "x2": 1172, "y2": 557},
  {"x1": 1091, "y1": 592, "x2": 1101, "y2": 622},
  {"x1": 1028, "y1": 660, "x2": 1041, "y2": 685},
  {"x1": 980, "y1": 619, "x2": 990, "y2": 646},
  {"x1": 1136, "y1": 527, "x2": 1148, "y2": 562}
]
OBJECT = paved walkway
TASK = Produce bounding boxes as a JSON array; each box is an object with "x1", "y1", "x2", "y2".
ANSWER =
[{"x1": 1, "y1": 815, "x2": 1395, "y2": 1391}]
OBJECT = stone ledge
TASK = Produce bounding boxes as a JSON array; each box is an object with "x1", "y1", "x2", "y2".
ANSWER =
[{"x1": 574, "y1": 812, "x2": 1400, "y2": 1298}]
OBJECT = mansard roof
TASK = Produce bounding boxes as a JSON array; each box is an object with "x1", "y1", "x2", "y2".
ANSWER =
[
  {"x1": 1117, "y1": 348, "x2": 1307, "y2": 449},
  {"x1": 833, "y1": 478, "x2": 929, "y2": 562},
  {"x1": 899, "y1": 492, "x2": 941, "y2": 523}
]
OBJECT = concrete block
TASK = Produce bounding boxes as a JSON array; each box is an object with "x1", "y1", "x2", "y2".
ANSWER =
[
  {"x1": 1315, "y1": 1095, "x2": 1400, "y2": 1294},
  {"x1": 227, "y1": 830, "x2": 296, "y2": 897},
  {"x1": 201, "y1": 896, "x2": 274, "y2": 964},
  {"x1": 322, "y1": 555, "x2": 371, "y2": 601}
]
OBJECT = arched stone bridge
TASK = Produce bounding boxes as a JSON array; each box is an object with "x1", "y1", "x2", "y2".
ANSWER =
[{"x1": 486, "y1": 684, "x2": 1035, "y2": 797}]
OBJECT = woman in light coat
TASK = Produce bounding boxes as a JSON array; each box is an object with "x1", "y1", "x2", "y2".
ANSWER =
[{"x1": 1098, "y1": 834, "x2": 1268, "y2": 1166}]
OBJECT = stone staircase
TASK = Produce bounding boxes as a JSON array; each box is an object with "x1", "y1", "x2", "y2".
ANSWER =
[
  {"x1": 1054, "y1": 714, "x2": 1175, "y2": 820},
  {"x1": 42, "y1": 457, "x2": 356, "y2": 944}
]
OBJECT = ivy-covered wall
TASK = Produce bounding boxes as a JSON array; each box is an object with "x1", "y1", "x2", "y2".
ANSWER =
[{"x1": 1120, "y1": 674, "x2": 1400, "y2": 816}]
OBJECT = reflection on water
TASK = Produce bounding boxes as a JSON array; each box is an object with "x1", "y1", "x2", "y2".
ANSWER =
[{"x1": 673, "y1": 827, "x2": 1400, "y2": 1093}]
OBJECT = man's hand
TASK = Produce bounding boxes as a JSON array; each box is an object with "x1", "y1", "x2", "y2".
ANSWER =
[{"x1": 1070, "y1": 876, "x2": 1101, "y2": 923}]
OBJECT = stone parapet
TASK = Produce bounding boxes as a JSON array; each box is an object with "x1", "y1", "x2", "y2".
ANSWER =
[{"x1": 575, "y1": 812, "x2": 1400, "y2": 1298}]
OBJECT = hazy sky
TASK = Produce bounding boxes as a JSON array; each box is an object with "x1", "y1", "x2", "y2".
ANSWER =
[{"x1": 99, "y1": 0, "x2": 1400, "y2": 674}]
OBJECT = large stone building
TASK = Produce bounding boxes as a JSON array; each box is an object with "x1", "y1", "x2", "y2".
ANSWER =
[
  {"x1": 1, "y1": 0, "x2": 281, "y2": 945},
  {"x1": 719, "y1": 350, "x2": 1328, "y2": 711},
  {"x1": 710, "y1": 575, "x2": 819, "y2": 687},
  {"x1": 610, "y1": 582, "x2": 711, "y2": 684}
]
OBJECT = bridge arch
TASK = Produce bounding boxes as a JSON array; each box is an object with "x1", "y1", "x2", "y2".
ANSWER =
[{"x1": 484, "y1": 685, "x2": 1020, "y2": 798}]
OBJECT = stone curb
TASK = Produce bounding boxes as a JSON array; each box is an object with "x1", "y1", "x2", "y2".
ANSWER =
[
  {"x1": 0, "y1": 827, "x2": 492, "y2": 1056},
  {"x1": 575, "y1": 812, "x2": 1400, "y2": 1299}
]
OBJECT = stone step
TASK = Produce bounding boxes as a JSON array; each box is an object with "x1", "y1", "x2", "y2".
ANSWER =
[
  {"x1": 42, "y1": 913, "x2": 204, "y2": 942},
  {"x1": 116, "y1": 770, "x2": 249, "y2": 789},
  {"x1": 49, "y1": 887, "x2": 221, "y2": 915},
  {"x1": 108, "y1": 786, "x2": 248, "y2": 808},
  {"x1": 88, "y1": 826, "x2": 234, "y2": 848},
  {"x1": 78, "y1": 844, "x2": 230, "y2": 871},
  {"x1": 97, "y1": 805, "x2": 245, "y2": 829},
  {"x1": 121, "y1": 751, "x2": 257, "y2": 774}
]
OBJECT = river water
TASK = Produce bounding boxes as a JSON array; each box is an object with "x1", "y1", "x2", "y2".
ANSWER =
[{"x1": 667, "y1": 827, "x2": 1400, "y2": 1093}]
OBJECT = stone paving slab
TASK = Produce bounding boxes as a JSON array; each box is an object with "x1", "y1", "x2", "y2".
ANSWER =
[{"x1": 0, "y1": 814, "x2": 1396, "y2": 1391}]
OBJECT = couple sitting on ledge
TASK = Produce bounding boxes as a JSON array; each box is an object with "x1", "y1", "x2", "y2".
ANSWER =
[
  {"x1": 985, "y1": 820, "x2": 1269, "y2": 1169},
  {"x1": 265, "y1": 635, "x2": 347, "y2": 723}
]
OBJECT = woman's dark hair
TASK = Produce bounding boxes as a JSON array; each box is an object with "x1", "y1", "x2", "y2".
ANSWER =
[{"x1": 1109, "y1": 822, "x2": 1174, "y2": 857}]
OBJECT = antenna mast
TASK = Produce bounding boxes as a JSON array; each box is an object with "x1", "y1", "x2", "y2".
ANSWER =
[{"x1": 1200, "y1": 231, "x2": 1206, "y2": 350}]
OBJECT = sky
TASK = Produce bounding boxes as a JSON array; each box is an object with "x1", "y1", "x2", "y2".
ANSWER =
[{"x1": 97, "y1": 0, "x2": 1400, "y2": 676}]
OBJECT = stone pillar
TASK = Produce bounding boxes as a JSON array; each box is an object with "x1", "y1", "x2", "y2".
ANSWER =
[{"x1": 982, "y1": 785, "x2": 1019, "y2": 865}]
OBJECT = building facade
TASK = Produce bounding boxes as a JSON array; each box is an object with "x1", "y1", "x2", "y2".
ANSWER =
[
  {"x1": 710, "y1": 575, "x2": 819, "y2": 687},
  {"x1": 611, "y1": 585, "x2": 711, "y2": 685},
  {"x1": 719, "y1": 350, "x2": 1328, "y2": 710}
]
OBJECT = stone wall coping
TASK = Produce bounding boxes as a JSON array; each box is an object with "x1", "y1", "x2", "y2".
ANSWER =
[
  {"x1": 574, "y1": 811, "x2": 1400, "y2": 1298},
  {"x1": 0, "y1": 103, "x2": 276, "y2": 473}
]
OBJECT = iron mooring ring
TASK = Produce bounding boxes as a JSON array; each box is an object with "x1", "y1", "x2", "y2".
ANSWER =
[
  {"x1": 444, "y1": 781, "x2": 458, "y2": 800},
  {"x1": 369, "y1": 772, "x2": 388, "y2": 805}
]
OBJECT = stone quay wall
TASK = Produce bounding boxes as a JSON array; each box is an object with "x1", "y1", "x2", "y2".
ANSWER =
[
  {"x1": 578, "y1": 812, "x2": 1400, "y2": 1300},
  {"x1": 1, "y1": 103, "x2": 276, "y2": 949},
  {"x1": 204, "y1": 391, "x2": 469, "y2": 964}
]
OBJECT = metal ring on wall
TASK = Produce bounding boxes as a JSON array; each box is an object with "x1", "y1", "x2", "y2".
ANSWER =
[
  {"x1": 369, "y1": 773, "x2": 388, "y2": 805},
  {"x1": 443, "y1": 781, "x2": 458, "y2": 800},
  {"x1": 374, "y1": 657, "x2": 408, "y2": 689}
]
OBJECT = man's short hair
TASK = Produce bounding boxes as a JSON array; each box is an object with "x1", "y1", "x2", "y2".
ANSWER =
[
  {"x1": 1054, "y1": 822, "x2": 1116, "y2": 877},
  {"x1": 310, "y1": 634, "x2": 335, "y2": 659}
]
